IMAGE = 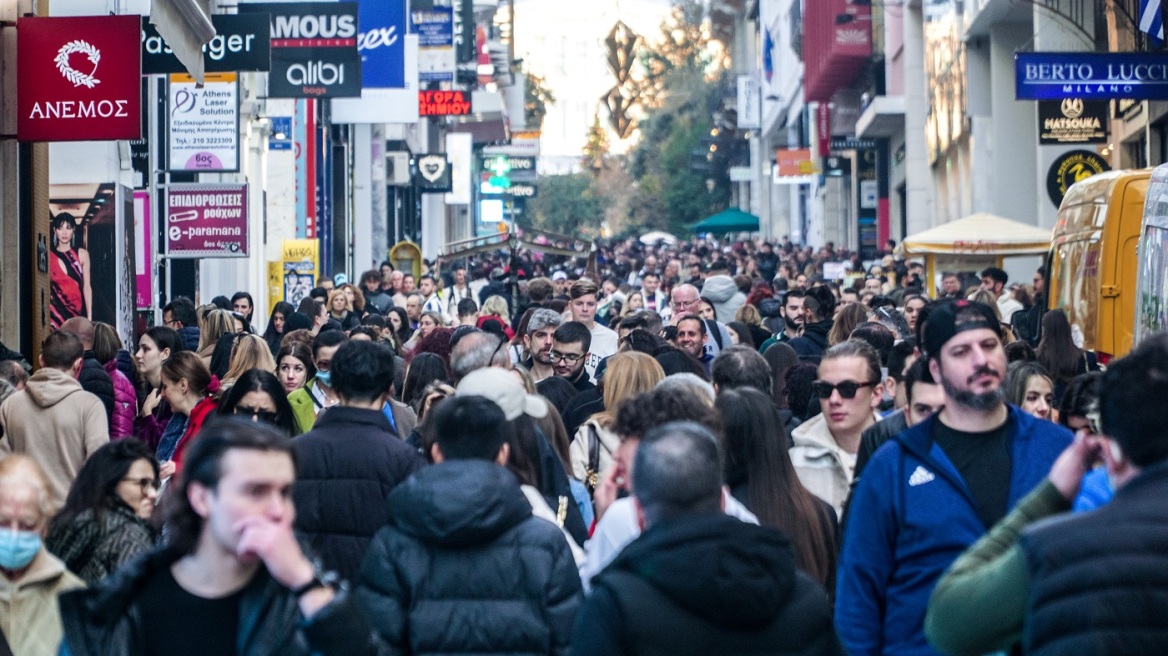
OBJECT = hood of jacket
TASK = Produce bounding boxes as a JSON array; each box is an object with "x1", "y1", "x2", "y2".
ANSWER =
[
  {"x1": 25, "y1": 367, "x2": 85, "y2": 408},
  {"x1": 700, "y1": 275, "x2": 741, "y2": 304},
  {"x1": 606, "y1": 512, "x2": 796, "y2": 630},
  {"x1": 389, "y1": 460, "x2": 533, "y2": 549},
  {"x1": 791, "y1": 411, "x2": 881, "y2": 455},
  {"x1": 800, "y1": 319, "x2": 832, "y2": 348}
]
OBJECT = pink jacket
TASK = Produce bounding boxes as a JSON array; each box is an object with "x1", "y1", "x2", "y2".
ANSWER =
[{"x1": 103, "y1": 360, "x2": 137, "y2": 440}]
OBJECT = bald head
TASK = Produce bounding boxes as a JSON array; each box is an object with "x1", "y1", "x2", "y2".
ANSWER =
[
  {"x1": 0, "y1": 454, "x2": 54, "y2": 524},
  {"x1": 59, "y1": 317, "x2": 95, "y2": 350}
]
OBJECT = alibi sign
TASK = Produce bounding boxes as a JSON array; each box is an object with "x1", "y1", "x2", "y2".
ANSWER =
[{"x1": 17, "y1": 15, "x2": 142, "y2": 141}]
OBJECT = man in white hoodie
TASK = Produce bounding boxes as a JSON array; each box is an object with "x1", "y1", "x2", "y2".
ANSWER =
[
  {"x1": 789, "y1": 339, "x2": 883, "y2": 516},
  {"x1": 0, "y1": 331, "x2": 108, "y2": 508}
]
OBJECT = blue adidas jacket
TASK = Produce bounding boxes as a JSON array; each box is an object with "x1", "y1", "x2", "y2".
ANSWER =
[{"x1": 835, "y1": 407, "x2": 1071, "y2": 655}]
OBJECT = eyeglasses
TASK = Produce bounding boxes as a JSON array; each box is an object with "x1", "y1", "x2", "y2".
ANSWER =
[
  {"x1": 121, "y1": 477, "x2": 160, "y2": 492},
  {"x1": 671, "y1": 298, "x2": 699, "y2": 309},
  {"x1": 234, "y1": 405, "x2": 280, "y2": 424},
  {"x1": 550, "y1": 350, "x2": 584, "y2": 364},
  {"x1": 811, "y1": 380, "x2": 878, "y2": 400}
]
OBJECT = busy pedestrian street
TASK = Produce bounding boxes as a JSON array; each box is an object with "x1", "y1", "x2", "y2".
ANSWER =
[{"x1": 0, "y1": 0, "x2": 1167, "y2": 653}]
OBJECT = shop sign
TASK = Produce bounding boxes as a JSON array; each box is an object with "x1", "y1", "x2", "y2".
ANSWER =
[
  {"x1": 480, "y1": 179, "x2": 537, "y2": 198},
  {"x1": 168, "y1": 73, "x2": 239, "y2": 172},
  {"x1": 1017, "y1": 52, "x2": 1168, "y2": 101},
  {"x1": 412, "y1": 7, "x2": 455, "y2": 82},
  {"x1": 142, "y1": 14, "x2": 270, "y2": 74},
  {"x1": 166, "y1": 184, "x2": 249, "y2": 258},
  {"x1": 419, "y1": 90, "x2": 471, "y2": 116},
  {"x1": 415, "y1": 154, "x2": 453, "y2": 192},
  {"x1": 776, "y1": 148, "x2": 817, "y2": 177},
  {"x1": 17, "y1": 15, "x2": 142, "y2": 142},
  {"x1": 1046, "y1": 150, "x2": 1110, "y2": 207},
  {"x1": 242, "y1": 3, "x2": 361, "y2": 98},
  {"x1": 1038, "y1": 98, "x2": 1108, "y2": 145}
]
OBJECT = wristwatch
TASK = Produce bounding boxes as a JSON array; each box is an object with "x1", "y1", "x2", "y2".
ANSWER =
[{"x1": 292, "y1": 571, "x2": 338, "y2": 598}]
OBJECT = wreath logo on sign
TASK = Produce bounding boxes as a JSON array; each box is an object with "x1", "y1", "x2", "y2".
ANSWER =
[{"x1": 55, "y1": 40, "x2": 101, "y2": 89}]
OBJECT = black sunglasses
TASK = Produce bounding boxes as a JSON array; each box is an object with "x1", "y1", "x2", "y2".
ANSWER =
[
  {"x1": 812, "y1": 380, "x2": 878, "y2": 400},
  {"x1": 234, "y1": 405, "x2": 280, "y2": 424}
]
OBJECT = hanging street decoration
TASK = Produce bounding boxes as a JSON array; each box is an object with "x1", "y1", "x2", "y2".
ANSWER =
[{"x1": 602, "y1": 20, "x2": 640, "y2": 140}]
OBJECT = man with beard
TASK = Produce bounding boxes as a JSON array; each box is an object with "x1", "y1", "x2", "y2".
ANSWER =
[
  {"x1": 551, "y1": 322, "x2": 595, "y2": 393},
  {"x1": 835, "y1": 300, "x2": 1070, "y2": 656},
  {"x1": 788, "y1": 286, "x2": 836, "y2": 363},
  {"x1": 520, "y1": 309, "x2": 563, "y2": 383},
  {"x1": 757, "y1": 290, "x2": 804, "y2": 352}
]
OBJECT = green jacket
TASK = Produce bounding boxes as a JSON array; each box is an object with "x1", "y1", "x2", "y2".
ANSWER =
[
  {"x1": 924, "y1": 480, "x2": 1070, "y2": 656},
  {"x1": 288, "y1": 378, "x2": 324, "y2": 436}
]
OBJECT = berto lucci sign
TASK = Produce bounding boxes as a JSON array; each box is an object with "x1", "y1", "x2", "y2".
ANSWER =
[
  {"x1": 1016, "y1": 52, "x2": 1168, "y2": 101},
  {"x1": 17, "y1": 15, "x2": 142, "y2": 141},
  {"x1": 243, "y1": 2, "x2": 361, "y2": 98}
]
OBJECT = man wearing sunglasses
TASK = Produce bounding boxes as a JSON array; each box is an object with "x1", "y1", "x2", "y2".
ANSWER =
[
  {"x1": 789, "y1": 339, "x2": 884, "y2": 517},
  {"x1": 836, "y1": 300, "x2": 1070, "y2": 656},
  {"x1": 551, "y1": 322, "x2": 595, "y2": 394}
]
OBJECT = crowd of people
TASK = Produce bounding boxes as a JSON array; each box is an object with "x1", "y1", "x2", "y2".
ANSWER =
[{"x1": 0, "y1": 232, "x2": 1163, "y2": 655}]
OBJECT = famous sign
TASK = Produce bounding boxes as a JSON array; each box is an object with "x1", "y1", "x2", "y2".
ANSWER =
[
  {"x1": 242, "y1": 3, "x2": 362, "y2": 98},
  {"x1": 18, "y1": 15, "x2": 142, "y2": 141}
]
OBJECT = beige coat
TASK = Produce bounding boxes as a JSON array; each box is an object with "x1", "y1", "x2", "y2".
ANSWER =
[
  {"x1": 569, "y1": 419, "x2": 620, "y2": 484},
  {"x1": 0, "y1": 548, "x2": 84, "y2": 656},
  {"x1": 0, "y1": 368, "x2": 109, "y2": 509},
  {"x1": 789, "y1": 411, "x2": 882, "y2": 517}
]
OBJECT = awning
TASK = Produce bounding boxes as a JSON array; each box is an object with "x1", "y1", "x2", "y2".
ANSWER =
[
  {"x1": 856, "y1": 95, "x2": 905, "y2": 138},
  {"x1": 899, "y1": 213, "x2": 1053, "y2": 256},
  {"x1": 150, "y1": 0, "x2": 217, "y2": 84},
  {"x1": 689, "y1": 208, "x2": 760, "y2": 235}
]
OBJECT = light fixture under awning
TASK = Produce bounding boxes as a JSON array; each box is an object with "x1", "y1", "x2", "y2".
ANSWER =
[{"x1": 150, "y1": 0, "x2": 216, "y2": 85}]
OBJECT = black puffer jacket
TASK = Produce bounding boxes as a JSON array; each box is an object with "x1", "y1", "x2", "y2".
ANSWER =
[
  {"x1": 573, "y1": 512, "x2": 843, "y2": 656},
  {"x1": 58, "y1": 547, "x2": 386, "y2": 655},
  {"x1": 293, "y1": 407, "x2": 425, "y2": 581},
  {"x1": 79, "y1": 351, "x2": 114, "y2": 428},
  {"x1": 357, "y1": 460, "x2": 582, "y2": 656}
]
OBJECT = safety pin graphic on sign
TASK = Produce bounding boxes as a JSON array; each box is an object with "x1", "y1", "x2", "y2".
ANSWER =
[{"x1": 169, "y1": 210, "x2": 199, "y2": 223}]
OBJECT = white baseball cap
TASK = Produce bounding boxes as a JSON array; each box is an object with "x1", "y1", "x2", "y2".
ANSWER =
[{"x1": 456, "y1": 368, "x2": 548, "y2": 421}]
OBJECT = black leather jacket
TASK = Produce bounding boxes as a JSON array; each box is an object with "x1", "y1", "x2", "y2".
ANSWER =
[{"x1": 58, "y1": 547, "x2": 386, "y2": 656}]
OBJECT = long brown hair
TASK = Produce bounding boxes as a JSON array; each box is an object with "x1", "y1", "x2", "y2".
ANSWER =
[
  {"x1": 161, "y1": 351, "x2": 214, "y2": 396},
  {"x1": 716, "y1": 388, "x2": 836, "y2": 586},
  {"x1": 827, "y1": 303, "x2": 869, "y2": 346},
  {"x1": 1036, "y1": 309, "x2": 1082, "y2": 383}
]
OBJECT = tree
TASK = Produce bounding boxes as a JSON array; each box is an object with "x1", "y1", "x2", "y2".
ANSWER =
[
  {"x1": 583, "y1": 113, "x2": 610, "y2": 173},
  {"x1": 527, "y1": 173, "x2": 607, "y2": 237},
  {"x1": 521, "y1": 62, "x2": 556, "y2": 131}
]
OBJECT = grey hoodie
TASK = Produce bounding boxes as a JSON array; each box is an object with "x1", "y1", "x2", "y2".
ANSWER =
[
  {"x1": 700, "y1": 275, "x2": 747, "y2": 324},
  {"x1": 0, "y1": 367, "x2": 109, "y2": 508}
]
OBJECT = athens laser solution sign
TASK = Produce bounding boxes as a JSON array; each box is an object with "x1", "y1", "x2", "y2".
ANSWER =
[
  {"x1": 168, "y1": 73, "x2": 239, "y2": 172},
  {"x1": 166, "y1": 184, "x2": 249, "y2": 258},
  {"x1": 17, "y1": 15, "x2": 142, "y2": 141},
  {"x1": 1016, "y1": 52, "x2": 1168, "y2": 101}
]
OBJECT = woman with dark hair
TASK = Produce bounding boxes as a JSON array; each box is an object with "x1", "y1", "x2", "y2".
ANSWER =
[
  {"x1": 726, "y1": 321, "x2": 756, "y2": 348},
  {"x1": 763, "y1": 342, "x2": 800, "y2": 410},
  {"x1": 387, "y1": 307, "x2": 413, "y2": 346},
  {"x1": 217, "y1": 369, "x2": 298, "y2": 436},
  {"x1": 93, "y1": 322, "x2": 137, "y2": 440},
  {"x1": 276, "y1": 342, "x2": 316, "y2": 394},
  {"x1": 46, "y1": 440, "x2": 159, "y2": 584},
  {"x1": 717, "y1": 388, "x2": 838, "y2": 589},
  {"x1": 50, "y1": 212, "x2": 91, "y2": 329},
  {"x1": 133, "y1": 326, "x2": 184, "y2": 450},
  {"x1": 230, "y1": 291, "x2": 255, "y2": 323},
  {"x1": 263, "y1": 301, "x2": 296, "y2": 356},
  {"x1": 1036, "y1": 308, "x2": 1099, "y2": 405},
  {"x1": 1058, "y1": 371, "x2": 1101, "y2": 432},
  {"x1": 157, "y1": 352, "x2": 220, "y2": 478},
  {"x1": 785, "y1": 363, "x2": 821, "y2": 422},
  {"x1": 401, "y1": 352, "x2": 450, "y2": 411}
]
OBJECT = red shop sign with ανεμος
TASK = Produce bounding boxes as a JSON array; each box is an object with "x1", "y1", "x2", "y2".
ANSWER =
[{"x1": 17, "y1": 15, "x2": 142, "y2": 142}]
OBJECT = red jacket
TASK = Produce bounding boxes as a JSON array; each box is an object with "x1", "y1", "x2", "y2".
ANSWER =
[{"x1": 172, "y1": 397, "x2": 219, "y2": 474}]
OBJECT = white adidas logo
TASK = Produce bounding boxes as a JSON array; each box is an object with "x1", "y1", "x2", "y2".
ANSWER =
[{"x1": 908, "y1": 466, "x2": 936, "y2": 487}]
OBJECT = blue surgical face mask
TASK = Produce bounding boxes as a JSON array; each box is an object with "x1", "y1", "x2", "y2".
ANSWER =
[
  {"x1": 0, "y1": 530, "x2": 40, "y2": 571},
  {"x1": 315, "y1": 370, "x2": 332, "y2": 387}
]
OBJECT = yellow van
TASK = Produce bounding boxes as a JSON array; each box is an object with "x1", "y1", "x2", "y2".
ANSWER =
[
  {"x1": 1134, "y1": 164, "x2": 1168, "y2": 346},
  {"x1": 1047, "y1": 169, "x2": 1150, "y2": 363}
]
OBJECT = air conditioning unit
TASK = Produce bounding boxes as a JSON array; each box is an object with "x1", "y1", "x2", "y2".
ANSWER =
[{"x1": 387, "y1": 152, "x2": 411, "y2": 186}]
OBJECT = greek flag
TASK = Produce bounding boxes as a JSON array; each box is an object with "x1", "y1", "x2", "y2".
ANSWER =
[{"x1": 1140, "y1": 0, "x2": 1164, "y2": 41}]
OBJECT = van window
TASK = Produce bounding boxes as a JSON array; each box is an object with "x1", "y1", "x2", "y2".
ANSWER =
[
  {"x1": 1137, "y1": 226, "x2": 1168, "y2": 343},
  {"x1": 1051, "y1": 238, "x2": 1100, "y2": 351}
]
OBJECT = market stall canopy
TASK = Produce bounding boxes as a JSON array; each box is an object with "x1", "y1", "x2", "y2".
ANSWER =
[
  {"x1": 899, "y1": 213, "x2": 1053, "y2": 256},
  {"x1": 639, "y1": 230, "x2": 678, "y2": 245},
  {"x1": 689, "y1": 208, "x2": 760, "y2": 235}
]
